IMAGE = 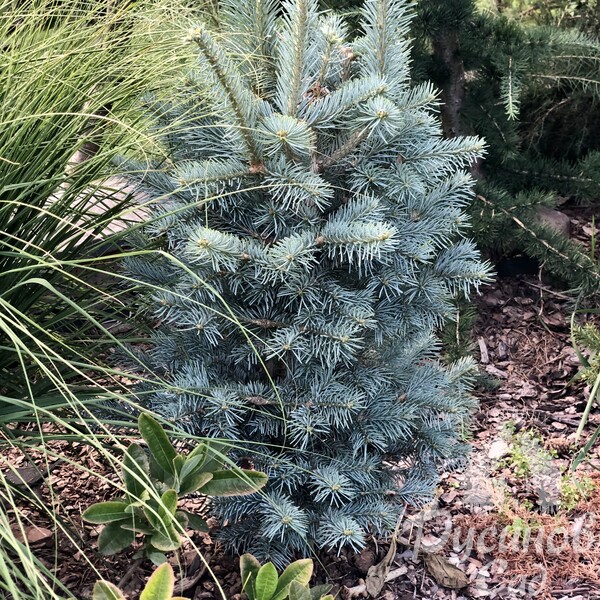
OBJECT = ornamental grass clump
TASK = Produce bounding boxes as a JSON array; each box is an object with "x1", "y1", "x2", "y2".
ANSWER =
[
  {"x1": 0, "y1": 0, "x2": 194, "y2": 597},
  {"x1": 123, "y1": 0, "x2": 491, "y2": 563}
]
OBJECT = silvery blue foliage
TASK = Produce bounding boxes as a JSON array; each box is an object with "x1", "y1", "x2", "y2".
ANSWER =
[{"x1": 123, "y1": 0, "x2": 491, "y2": 565}]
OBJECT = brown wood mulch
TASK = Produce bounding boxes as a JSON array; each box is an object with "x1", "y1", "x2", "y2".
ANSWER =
[{"x1": 3, "y1": 204, "x2": 600, "y2": 600}]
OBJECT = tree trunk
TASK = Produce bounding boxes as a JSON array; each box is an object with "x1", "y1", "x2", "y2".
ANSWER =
[
  {"x1": 431, "y1": 27, "x2": 485, "y2": 179},
  {"x1": 432, "y1": 29, "x2": 465, "y2": 139}
]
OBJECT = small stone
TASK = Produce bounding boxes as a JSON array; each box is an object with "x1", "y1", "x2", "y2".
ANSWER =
[
  {"x1": 537, "y1": 206, "x2": 570, "y2": 238},
  {"x1": 24, "y1": 526, "x2": 53, "y2": 544},
  {"x1": 488, "y1": 440, "x2": 509, "y2": 460}
]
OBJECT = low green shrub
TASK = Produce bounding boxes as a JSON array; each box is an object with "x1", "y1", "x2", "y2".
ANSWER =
[
  {"x1": 94, "y1": 563, "x2": 186, "y2": 600},
  {"x1": 240, "y1": 554, "x2": 333, "y2": 600},
  {"x1": 83, "y1": 414, "x2": 267, "y2": 563},
  {"x1": 560, "y1": 473, "x2": 596, "y2": 511}
]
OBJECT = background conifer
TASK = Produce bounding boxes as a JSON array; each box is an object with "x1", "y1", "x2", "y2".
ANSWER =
[{"x1": 412, "y1": 0, "x2": 600, "y2": 290}]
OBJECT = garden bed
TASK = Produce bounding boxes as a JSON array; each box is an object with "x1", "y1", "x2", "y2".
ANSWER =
[{"x1": 4, "y1": 251, "x2": 600, "y2": 600}]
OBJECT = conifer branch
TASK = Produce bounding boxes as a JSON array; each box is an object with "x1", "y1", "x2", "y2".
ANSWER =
[
  {"x1": 277, "y1": 0, "x2": 314, "y2": 116},
  {"x1": 246, "y1": 318, "x2": 286, "y2": 329},
  {"x1": 219, "y1": 0, "x2": 278, "y2": 97},
  {"x1": 288, "y1": 0, "x2": 308, "y2": 116},
  {"x1": 374, "y1": 0, "x2": 388, "y2": 77},
  {"x1": 475, "y1": 194, "x2": 600, "y2": 282},
  {"x1": 316, "y1": 30, "x2": 337, "y2": 88},
  {"x1": 189, "y1": 28, "x2": 261, "y2": 165},
  {"x1": 314, "y1": 129, "x2": 368, "y2": 172}
]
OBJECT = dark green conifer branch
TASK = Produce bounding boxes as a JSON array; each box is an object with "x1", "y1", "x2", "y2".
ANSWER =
[{"x1": 411, "y1": 0, "x2": 600, "y2": 291}]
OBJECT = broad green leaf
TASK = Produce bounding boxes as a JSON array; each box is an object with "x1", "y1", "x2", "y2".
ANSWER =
[
  {"x1": 144, "y1": 498, "x2": 161, "y2": 529},
  {"x1": 123, "y1": 444, "x2": 150, "y2": 499},
  {"x1": 288, "y1": 581, "x2": 311, "y2": 600},
  {"x1": 240, "y1": 553, "x2": 262, "y2": 600},
  {"x1": 199, "y1": 469, "x2": 267, "y2": 497},
  {"x1": 180, "y1": 451, "x2": 209, "y2": 482},
  {"x1": 138, "y1": 413, "x2": 177, "y2": 476},
  {"x1": 150, "y1": 525, "x2": 181, "y2": 552},
  {"x1": 173, "y1": 454, "x2": 185, "y2": 476},
  {"x1": 156, "y1": 489, "x2": 178, "y2": 535},
  {"x1": 98, "y1": 523, "x2": 135, "y2": 556},
  {"x1": 119, "y1": 507, "x2": 154, "y2": 535},
  {"x1": 93, "y1": 581, "x2": 125, "y2": 600},
  {"x1": 185, "y1": 443, "x2": 208, "y2": 468},
  {"x1": 149, "y1": 452, "x2": 174, "y2": 489},
  {"x1": 120, "y1": 521, "x2": 155, "y2": 535},
  {"x1": 255, "y1": 563, "x2": 278, "y2": 600},
  {"x1": 159, "y1": 489, "x2": 178, "y2": 517},
  {"x1": 174, "y1": 510, "x2": 189, "y2": 529},
  {"x1": 147, "y1": 549, "x2": 167, "y2": 566},
  {"x1": 310, "y1": 584, "x2": 333, "y2": 600},
  {"x1": 140, "y1": 563, "x2": 174, "y2": 600},
  {"x1": 180, "y1": 510, "x2": 209, "y2": 532},
  {"x1": 82, "y1": 502, "x2": 129, "y2": 524},
  {"x1": 201, "y1": 441, "x2": 228, "y2": 472},
  {"x1": 179, "y1": 471, "x2": 213, "y2": 496},
  {"x1": 272, "y1": 559, "x2": 313, "y2": 600}
]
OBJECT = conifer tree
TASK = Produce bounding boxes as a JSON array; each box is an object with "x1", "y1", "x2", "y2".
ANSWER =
[
  {"x1": 122, "y1": 0, "x2": 490, "y2": 563},
  {"x1": 412, "y1": 0, "x2": 600, "y2": 290}
]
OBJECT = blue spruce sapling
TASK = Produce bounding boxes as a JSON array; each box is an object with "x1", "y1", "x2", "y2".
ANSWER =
[{"x1": 122, "y1": 0, "x2": 491, "y2": 564}]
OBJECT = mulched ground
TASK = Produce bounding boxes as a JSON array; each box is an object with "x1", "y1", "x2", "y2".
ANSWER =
[{"x1": 3, "y1": 204, "x2": 600, "y2": 600}]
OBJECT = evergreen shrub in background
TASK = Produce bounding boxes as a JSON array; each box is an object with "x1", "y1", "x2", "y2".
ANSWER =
[
  {"x1": 413, "y1": 0, "x2": 600, "y2": 290},
  {"x1": 122, "y1": 0, "x2": 491, "y2": 564}
]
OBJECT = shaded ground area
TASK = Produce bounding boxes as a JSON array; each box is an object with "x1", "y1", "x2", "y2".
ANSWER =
[{"x1": 3, "y1": 205, "x2": 600, "y2": 599}]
